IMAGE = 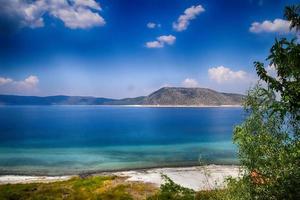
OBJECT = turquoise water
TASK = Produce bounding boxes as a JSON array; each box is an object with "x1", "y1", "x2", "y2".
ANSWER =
[{"x1": 0, "y1": 106, "x2": 244, "y2": 175}]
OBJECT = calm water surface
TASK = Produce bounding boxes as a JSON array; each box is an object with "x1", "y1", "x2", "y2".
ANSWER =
[{"x1": 0, "y1": 106, "x2": 244, "y2": 175}]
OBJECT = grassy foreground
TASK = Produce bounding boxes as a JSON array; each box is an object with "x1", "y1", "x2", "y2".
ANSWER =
[
  {"x1": 0, "y1": 175, "x2": 227, "y2": 200},
  {"x1": 0, "y1": 176, "x2": 157, "y2": 200}
]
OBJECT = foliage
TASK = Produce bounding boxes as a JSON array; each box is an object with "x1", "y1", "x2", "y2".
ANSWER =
[
  {"x1": 284, "y1": 4, "x2": 300, "y2": 31},
  {"x1": 254, "y1": 37, "x2": 300, "y2": 122},
  {"x1": 147, "y1": 174, "x2": 196, "y2": 200},
  {"x1": 195, "y1": 189, "x2": 229, "y2": 200},
  {"x1": 254, "y1": 4, "x2": 300, "y2": 123},
  {"x1": 147, "y1": 174, "x2": 231, "y2": 200},
  {"x1": 229, "y1": 86, "x2": 300, "y2": 199},
  {"x1": 228, "y1": 4, "x2": 300, "y2": 200}
]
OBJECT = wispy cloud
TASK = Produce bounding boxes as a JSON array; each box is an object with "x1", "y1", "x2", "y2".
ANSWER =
[
  {"x1": 157, "y1": 35, "x2": 176, "y2": 45},
  {"x1": 2, "y1": 0, "x2": 105, "y2": 29},
  {"x1": 0, "y1": 77, "x2": 13, "y2": 85},
  {"x1": 146, "y1": 35, "x2": 176, "y2": 48},
  {"x1": 173, "y1": 5, "x2": 205, "y2": 32},
  {"x1": 182, "y1": 78, "x2": 199, "y2": 88},
  {"x1": 147, "y1": 22, "x2": 161, "y2": 29},
  {"x1": 0, "y1": 75, "x2": 39, "y2": 94},
  {"x1": 146, "y1": 41, "x2": 164, "y2": 48}
]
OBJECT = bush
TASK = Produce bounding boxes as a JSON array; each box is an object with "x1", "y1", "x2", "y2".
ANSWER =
[{"x1": 147, "y1": 174, "x2": 196, "y2": 200}]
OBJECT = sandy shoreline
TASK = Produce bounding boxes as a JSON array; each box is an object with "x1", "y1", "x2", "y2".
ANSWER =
[
  {"x1": 0, "y1": 165, "x2": 241, "y2": 190},
  {"x1": 0, "y1": 175, "x2": 72, "y2": 185},
  {"x1": 102, "y1": 105, "x2": 243, "y2": 108},
  {"x1": 0, "y1": 104, "x2": 242, "y2": 108}
]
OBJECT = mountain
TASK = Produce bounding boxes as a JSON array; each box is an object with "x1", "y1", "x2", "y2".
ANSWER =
[
  {"x1": 0, "y1": 87, "x2": 245, "y2": 106},
  {"x1": 141, "y1": 87, "x2": 244, "y2": 105}
]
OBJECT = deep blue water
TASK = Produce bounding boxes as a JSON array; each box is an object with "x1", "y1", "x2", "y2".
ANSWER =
[{"x1": 0, "y1": 106, "x2": 244, "y2": 175}]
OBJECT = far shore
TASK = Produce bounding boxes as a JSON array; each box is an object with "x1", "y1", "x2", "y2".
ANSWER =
[
  {"x1": 0, "y1": 165, "x2": 242, "y2": 190},
  {"x1": 115, "y1": 104, "x2": 243, "y2": 108},
  {"x1": 36, "y1": 104, "x2": 242, "y2": 108},
  {"x1": 0, "y1": 104, "x2": 243, "y2": 107}
]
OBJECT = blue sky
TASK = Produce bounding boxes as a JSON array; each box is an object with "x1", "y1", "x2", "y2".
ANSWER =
[{"x1": 0, "y1": 0, "x2": 298, "y2": 98}]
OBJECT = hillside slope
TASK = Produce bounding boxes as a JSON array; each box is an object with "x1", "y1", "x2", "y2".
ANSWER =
[
  {"x1": 0, "y1": 87, "x2": 244, "y2": 105},
  {"x1": 141, "y1": 87, "x2": 244, "y2": 105}
]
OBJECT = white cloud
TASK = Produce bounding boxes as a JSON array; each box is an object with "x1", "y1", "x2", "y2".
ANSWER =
[
  {"x1": 147, "y1": 22, "x2": 156, "y2": 29},
  {"x1": 182, "y1": 78, "x2": 199, "y2": 88},
  {"x1": 249, "y1": 18, "x2": 291, "y2": 34},
  {"x1": 74, "y1": 0, "x2": 101, "y2": 10},
  {"x1": 208, "y1": 66, "x2": 247, "y2": 83},
  {"x1": 48, "y1": 0, "x2": 105, "y2": 29},
  {"x1": 146, "y1": 41, "x2": 164, "y2": 48},
  {"x1": 207, "y1": 66, "x2": 256, "y2": 94},
  {"x1": 146, "y1": 35, "x2": 176, "y2": 48},
  {"x1": 2, "y1": 0, "x2": 45, "y2": 28},
  {"x1": 23, "y1": 75, "x2": 39, "y2": 87},
  {"x1": 173, "y1": 5, "x2": 205, "y2": 32},
  {"x1": 147, "y1": 22, "x2": 161, "y2": 29},
  {"x1": 0, "y1": 75, "x2": 39, "y2": 94},
  {"x1": 0, "y1": 77, "x2": 13, "y2": 85},
  {"x1": 50, "y1": 5, "x2": 105, "y2": 29},
  {"x1": 157, "y1": 35, "x2": 176, "y2": 45},
  {"x1": 2, "y1": 0, "x2": 105, "y2": 29}
]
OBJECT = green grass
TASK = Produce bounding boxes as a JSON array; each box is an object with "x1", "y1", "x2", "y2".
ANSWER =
[
  {"x1": 0, "y1": 175, "x2": 230, "y2": 200},
  {"x1": 0, "y1": 176, "x2": 157, "y2": 200}
]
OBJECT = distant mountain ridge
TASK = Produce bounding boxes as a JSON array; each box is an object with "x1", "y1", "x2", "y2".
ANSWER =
[
  {"x1": 142, "y1": 87, "x2": 244, "y2": 105},
  {"x1": 0, "y1": 87, "x2": 245, "y2": 106}
]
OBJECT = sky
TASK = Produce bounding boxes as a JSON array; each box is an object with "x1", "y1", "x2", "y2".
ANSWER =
[{"x1": 0, "y1": 0, "x2": 299, "y2": 98}]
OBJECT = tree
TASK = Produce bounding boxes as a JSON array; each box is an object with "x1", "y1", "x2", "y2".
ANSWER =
[
  {"x1": 254, "y1": 4, "x2": 300, "y2": 123},
  {"x1": 228, "y1": 4, "x2": 300, "y2": 200},
  {"x1": 284, "y1": 5, "x2": 300, "y2": 31}
]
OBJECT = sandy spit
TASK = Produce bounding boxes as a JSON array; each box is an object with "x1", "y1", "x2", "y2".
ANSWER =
[
  {"x1": 0, "y1": 165, "x2": 242, "y2": 190},
  {"x1": 103, "y1": 165, "x2": 241, "y2": 190}
]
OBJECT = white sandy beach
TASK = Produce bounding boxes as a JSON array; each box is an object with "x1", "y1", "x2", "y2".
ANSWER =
[
  {"x1": 0, "y1": 165, "x2": 241, "y2": 190},
  {"x1": 0, "y1": 175, "x2": 72, "y2": 185},
  {"x1": 112, "y1": 165, "x2": 241, "y2": 190}
]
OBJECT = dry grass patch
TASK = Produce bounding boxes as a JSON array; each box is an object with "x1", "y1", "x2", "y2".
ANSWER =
[{"x1": 0, "y1": 175, "x2": 157, "y2": 200}]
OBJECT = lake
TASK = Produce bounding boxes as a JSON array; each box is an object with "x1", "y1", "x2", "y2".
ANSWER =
[{"x1": 0, "y1": 106, "x2": 244, "y2": 175}]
